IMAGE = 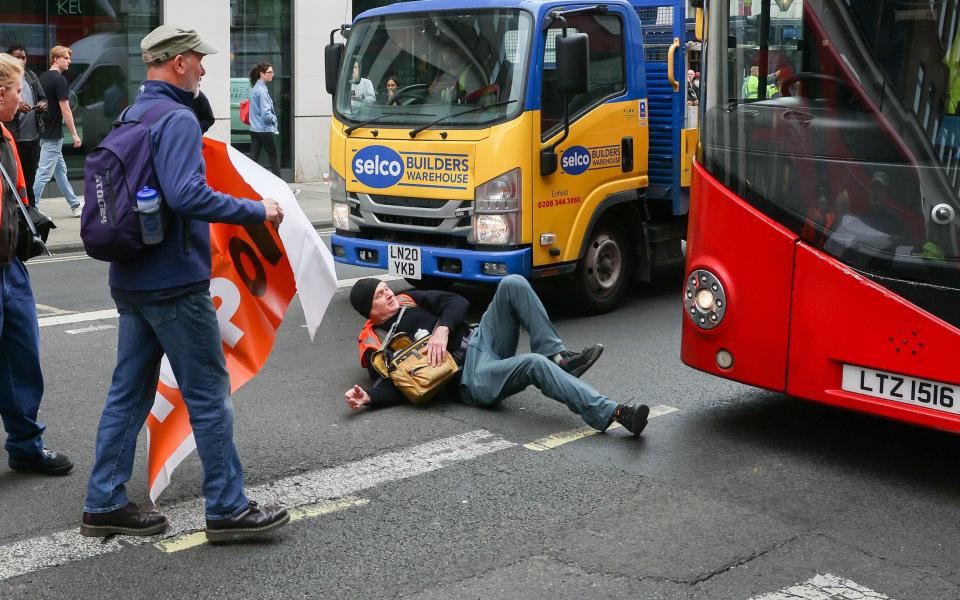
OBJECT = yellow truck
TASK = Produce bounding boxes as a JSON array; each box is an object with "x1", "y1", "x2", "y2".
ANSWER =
[{"x1": 326, "y1": 0, "x2": 698, "y2": 312}]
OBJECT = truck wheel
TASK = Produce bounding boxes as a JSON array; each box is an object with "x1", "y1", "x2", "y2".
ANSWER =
[
  {"x1": 405, "y1": 276, "x2": 454, "y2": 291},
  {"x1": 573, "y1": 223, "x2": 631, "y2": 313}
]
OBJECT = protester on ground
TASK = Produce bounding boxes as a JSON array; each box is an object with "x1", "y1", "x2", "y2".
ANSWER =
[
  {"x1": 81, "y1": 25, "x2": 288, "y2": 542},
  {"x1": 4, "y1": 44, "x2": 46, "y2": 209},
  {"x1": 0, "y1": 53, "x2": 73, "y2": 476},
  {"x1": 248, "y1": 62, "x2": 281, "y2": 177},
  {"x1": 34, "y1": 46, "x2": 82, "y2": 217},
  {"x1": 344, "y1": 276, "x2": 650, "y2": 435}
]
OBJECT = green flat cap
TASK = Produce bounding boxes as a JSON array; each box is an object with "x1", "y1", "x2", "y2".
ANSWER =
[{"x1": 141, "y1": 25, "x2": 218, "y2": 63}]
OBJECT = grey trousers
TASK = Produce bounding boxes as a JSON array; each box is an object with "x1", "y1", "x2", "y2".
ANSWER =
[{"x1": 459, "y1": 275, "x2": 618, "y2": 430}]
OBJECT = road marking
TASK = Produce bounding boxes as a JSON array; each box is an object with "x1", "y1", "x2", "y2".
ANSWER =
[
  {"x1": 750, "y1": 573, "x2": 892, "y2": 600},
  {"x1": 337, "y1": 274, "x2": 402, "y2": 289},
  {"x1": 29, "y1": 254, "x2": 92, "y2": 265},
  {"x1": 65, "y1": 324, "x2": 117, "y2": 335},
  {"x1": 0, "y1": 429, "x2": 514, "y2": 581},
  {"x1": 155, "y1": 497, "x2": 369, "y2": 554},
  {"x1": 35, "y1": 304, "x2": 72, "y2": 316},
  {"x1": 523, "y1": 404, "x2": 679, "y2": 451},
  {"x1": 37, "y1": 309, "x2": 118, "y2": 328}
]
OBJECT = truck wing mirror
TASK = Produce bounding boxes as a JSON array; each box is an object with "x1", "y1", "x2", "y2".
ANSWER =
[
  {"x1": 555, "y1": 33, "x2": 589, "y2": 95},
  {"x1": 325, "y1": 43, "x2": 344, "y2": 96}
]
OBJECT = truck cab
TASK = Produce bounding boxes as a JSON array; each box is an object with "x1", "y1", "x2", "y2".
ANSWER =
[{"x1": 328, "y1": 0, "x2": 693, "y2": 312}]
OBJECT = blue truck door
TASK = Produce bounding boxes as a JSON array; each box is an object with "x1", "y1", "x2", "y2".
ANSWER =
[{"x1": 631, "y1": 0, "x2": 688, "y2": 215}]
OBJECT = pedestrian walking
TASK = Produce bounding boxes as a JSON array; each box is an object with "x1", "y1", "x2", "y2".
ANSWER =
[
  {"x1": 34, "y1": 45, "x2": 82, "y2": 216},
  {"x1": 248, "y1": 62, "x2": 280, "y2": 177},
  {"x1": 4, "y1": 44, "x2": 46, "y2": 209},
  {"x1": 0, "y1": 53, "x2": 73, "y2": 476},
  {"x1": 81, "y1": 26, "x2": 288, "y2": 542},
  {"x1": 344, "y1": 275, "x2": 651, "y2": 436}
]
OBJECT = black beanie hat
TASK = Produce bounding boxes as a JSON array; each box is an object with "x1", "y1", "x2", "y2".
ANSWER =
[{"x1": 350, "y1": 278, "x2": 381, "y2": 318}]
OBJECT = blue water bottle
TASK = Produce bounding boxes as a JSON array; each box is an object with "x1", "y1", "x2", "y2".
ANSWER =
[{"x1": 136, "y1": 186, "x2": 164, "y2": 245}]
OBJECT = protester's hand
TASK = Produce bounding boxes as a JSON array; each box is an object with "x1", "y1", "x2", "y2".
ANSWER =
[
  {"x1": 18, "y1": 102, "x2": 30, "y2": 113},
  {"x1": 36, "y1": 101, "x2": 47, "y2": 113},
  {"x1": 427, "y1": 326, "x2": 449, "y2": 367},
  {"x1": 264, "y1": 198, "x2": 284, "y2": 226},
  {"x1": 345, "y1": 385, "x2": 371, "y2": 410},
  {"x1": 72, "y1": 136, "x2": 82, "y2": 148}
]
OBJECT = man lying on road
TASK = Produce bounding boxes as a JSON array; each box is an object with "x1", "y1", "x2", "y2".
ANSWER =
[{"x1": 344, "y1": 275, "x2": 650, "y2": 435}]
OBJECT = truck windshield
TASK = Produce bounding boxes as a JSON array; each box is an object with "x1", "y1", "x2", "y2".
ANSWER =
[
  {"x1": 701, "y1": 0, "x2": 960, "y2": 291},
  {"x1": 335, "y1": 9, "x2": 532, "y2": 128}
]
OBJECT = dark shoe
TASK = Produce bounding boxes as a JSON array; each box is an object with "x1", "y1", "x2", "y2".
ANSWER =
[
  {"x1": 80, "y1": 502, "x2": 169, "y2": 537},
  {"x1": 558, "y1": 344, "x2": 604, "y2": 378},
  {"x1": 9, "y1": 448, "x2": 73, "y2": 476},
  {"x1": 205, "y1": 501, "x2": 290, "y2": 542},
  {"x1": 615, "y1": 399, "x2": 650, "y2": 436}
]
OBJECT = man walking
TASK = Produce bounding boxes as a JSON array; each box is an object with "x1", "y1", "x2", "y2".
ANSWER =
[
  {"x1": 4, "y1": 44, "x2": 46, "y2": 209},
  {"x1": 81, "y1": 26, "x2": 289, "y2": 542},
  {"x1": 34, "y1": 45, "x2": 82, "y2": 216}
]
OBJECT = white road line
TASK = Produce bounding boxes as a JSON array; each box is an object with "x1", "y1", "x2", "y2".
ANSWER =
[
  {"x1": 35, "y1": 304, "x2": 72, "y2": 316},
  {"x1": 0, "y1": 429, "x2": 514, "y2": 582},
  {"x1": 37, "y1": 309, "x2": 118, "y2": 328},
  {"x1": 337, "y1": 274, "x2": 402, "y2": 289},
  {"x1": 750, "y1": 573, "x2": 892, "y2": 600},
  {"x1": 65, "y1": 324, "x2": 117, "y2": 335}
]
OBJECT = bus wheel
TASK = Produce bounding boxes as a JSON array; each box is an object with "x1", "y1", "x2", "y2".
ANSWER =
[
  {"x1": 405, "y1": 276, "x2": 454, "y2": 291},
  {"x1": 573, "y1": 223, "x2": 631, "y2": 313}
]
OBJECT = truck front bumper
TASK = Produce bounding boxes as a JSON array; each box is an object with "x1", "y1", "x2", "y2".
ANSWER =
[{"x1": 331, "y1": 234, "x2": 532, "y2": 283}]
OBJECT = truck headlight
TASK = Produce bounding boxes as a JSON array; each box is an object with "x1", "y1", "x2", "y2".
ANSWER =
[
  {"x1": 473, "y1": 213, "x2": 520, "y2": 245},
  {"x1": 473, "y1": 168, "x2": 521, "y2": 245},
  {"x1": 329, "y1": 167, "x2": 350, "y2": 230},
  {"x1": 329, "y1": 166, "x2": 346, "y2": 204},
  {"x1": 332, "y1": 202, "x2": 350, "y2": 230}
]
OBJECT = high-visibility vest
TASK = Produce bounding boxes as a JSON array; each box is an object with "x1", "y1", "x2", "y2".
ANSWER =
[{"x1": 356, "y1": 294, "x2": 417, "y2": 368}]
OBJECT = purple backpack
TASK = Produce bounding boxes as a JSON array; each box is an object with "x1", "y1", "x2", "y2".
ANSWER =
[{"x1": 81, "y1": 100, "x2": 185, "y2": 262}]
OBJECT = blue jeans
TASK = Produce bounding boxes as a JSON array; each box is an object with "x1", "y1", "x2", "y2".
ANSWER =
[
  {"x1": 84, "y1": 290, "x2": 249, "y2": 520},
  {"x1": 33, "y1": 138, "x2": 81, "y2": 210},
  {"x1": 0, "y1": 258, "x2": 46, "y2": 460},
  {"x1": 459, "y1": 275, "x2": 618, "y2": 431}
]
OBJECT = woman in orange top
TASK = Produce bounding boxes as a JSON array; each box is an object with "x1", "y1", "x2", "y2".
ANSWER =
[{"x1": 0, "y1": 52, "x2": 72, "y2": 475}]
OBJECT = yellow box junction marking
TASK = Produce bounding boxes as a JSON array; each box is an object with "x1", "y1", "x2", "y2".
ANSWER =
[
  {"x1": 523, "y1": 405, "x2": 679, "y2": 452},
  {"x1": 154, "y1": 497, "x2": 369, "y2": 553}
]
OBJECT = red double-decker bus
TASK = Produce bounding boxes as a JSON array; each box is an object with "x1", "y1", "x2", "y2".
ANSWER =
[{"x1": 682, "y1": 0, "x2": 960, "y2": 431}]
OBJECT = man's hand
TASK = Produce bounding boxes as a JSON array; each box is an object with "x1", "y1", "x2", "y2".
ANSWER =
[
  {"x1": 35, "y1": 101, "x2": 47, "y2": 113},
  {"x1": 264, "y1": 197, "x2": 284, "y2": 226},
  {"x1": 72, "y1": 136, "x2": 82, "y2": 148},
  {"x1": 345, "y1": 385, "x2": 371, "y2": 410},
  {"x1": 18, "y1": 102, "x2": 30, "y2": 113},
  {"x1": 427, "y1": 326, "x2": 449, "y2": 367}
]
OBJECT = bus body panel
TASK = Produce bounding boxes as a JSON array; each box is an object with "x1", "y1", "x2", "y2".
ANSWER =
[
  {"x1": 787, "y1": 244, "x2": 960, "y2": 433},
  {"x1": 680, "y1": 160, "x2": 796, "y2": 392}
]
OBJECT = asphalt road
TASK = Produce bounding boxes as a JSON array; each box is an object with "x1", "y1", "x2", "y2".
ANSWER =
[{"x1": 1, "y1": 243, "x2": 959, "y2": 599}]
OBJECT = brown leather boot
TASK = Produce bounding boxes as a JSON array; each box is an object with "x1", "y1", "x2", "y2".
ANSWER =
[
  {"x1": 205, "y1": 501, "x2": 289, "y2": 542},
  {"x1": 80, "y1": 502, "x2": 169, "y2": 537}
]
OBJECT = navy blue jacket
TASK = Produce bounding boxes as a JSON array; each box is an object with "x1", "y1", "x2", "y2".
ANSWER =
[{"x1": 109, "y1": 81, "x2": 267, "y2": 292}]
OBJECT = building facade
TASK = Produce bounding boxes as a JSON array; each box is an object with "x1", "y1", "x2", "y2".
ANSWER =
[{"x1": 0, "y1": 0, "x2": 362, "y2": 183}]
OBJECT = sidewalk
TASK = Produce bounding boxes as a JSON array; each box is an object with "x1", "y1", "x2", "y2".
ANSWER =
[{"x1": 35, "y1": 181, "x2": 332, "y2": 254}]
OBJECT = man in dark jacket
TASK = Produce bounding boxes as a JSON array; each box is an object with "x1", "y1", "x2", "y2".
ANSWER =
[
  {"x1": 81, "y1": 26, "x2": 288, "y2": 542},
  {"x1": 4, "y1": 44, "x2": 46, "y2": 208},
  {"x1": 345, "y1": 275, "x2": 650, "y2": 435}
]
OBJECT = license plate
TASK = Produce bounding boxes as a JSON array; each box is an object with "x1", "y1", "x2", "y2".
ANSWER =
[
  {"x1": 387, "y1": 244, "x2": 421, "y2": 279},
  {"x1": 841, "y1": 364, "x2": 958, "y2": 414}
]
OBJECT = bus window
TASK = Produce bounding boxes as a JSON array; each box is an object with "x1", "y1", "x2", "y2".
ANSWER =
[{"x1": 702, "y1": 0, "x2": 959, "y2": 290}]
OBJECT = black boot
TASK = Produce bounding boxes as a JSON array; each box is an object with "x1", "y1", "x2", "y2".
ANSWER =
[
  {"x1": 614, "y1": 400, "x2": 650, "y2": 435},
  {"x1": 80, "y1": 502, "x2": 169, "y2": 537},
  {"x1": 205, "y1": 501, "x2": 290, "y2": 542},
  {"x1": 558, "y1": 344, "x2": 604, "y2": 378},
  {"x1": 9, "y1": 448, "x2": 73, "y2": 476}
]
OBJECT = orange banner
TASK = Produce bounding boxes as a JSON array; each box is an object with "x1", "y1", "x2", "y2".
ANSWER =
[{"x1": 145, "y1": 139, "x2": 297, "y2": 498}]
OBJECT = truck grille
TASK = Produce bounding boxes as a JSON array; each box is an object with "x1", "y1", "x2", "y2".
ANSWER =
[
  {"x1": 370, "y1": 195, "x2": 451, "y2": 209},
  {"x1": 375, "y1": 214, "x2": 444, "y2": 227}
]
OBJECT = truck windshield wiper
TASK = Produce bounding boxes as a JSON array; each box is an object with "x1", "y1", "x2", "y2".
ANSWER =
[
  {"x1": 408, "y1": 100, "x2": 517, "y2": 138},
  {"x1": 345, "y1": 112, "x2": 423, "y2": 135}
]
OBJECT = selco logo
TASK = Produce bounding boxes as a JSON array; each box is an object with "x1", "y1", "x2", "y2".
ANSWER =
[
  {"x1": 353, "y1": 145, "x2": 404, "y2": 188},
  {"x1": 561, "y1": 145, "x2": 591, "y2": 175}
]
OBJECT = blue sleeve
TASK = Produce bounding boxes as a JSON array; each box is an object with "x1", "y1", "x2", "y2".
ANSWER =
[
  {"x1": 250, "y1": 87, "x2": 263, "y2": 120},
  {"x1": 264, "y1": 93, "x2": 278, "y2": 126},
  {"x1": 152, "y1": 110, "x2": 267, "y2": 224}
]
